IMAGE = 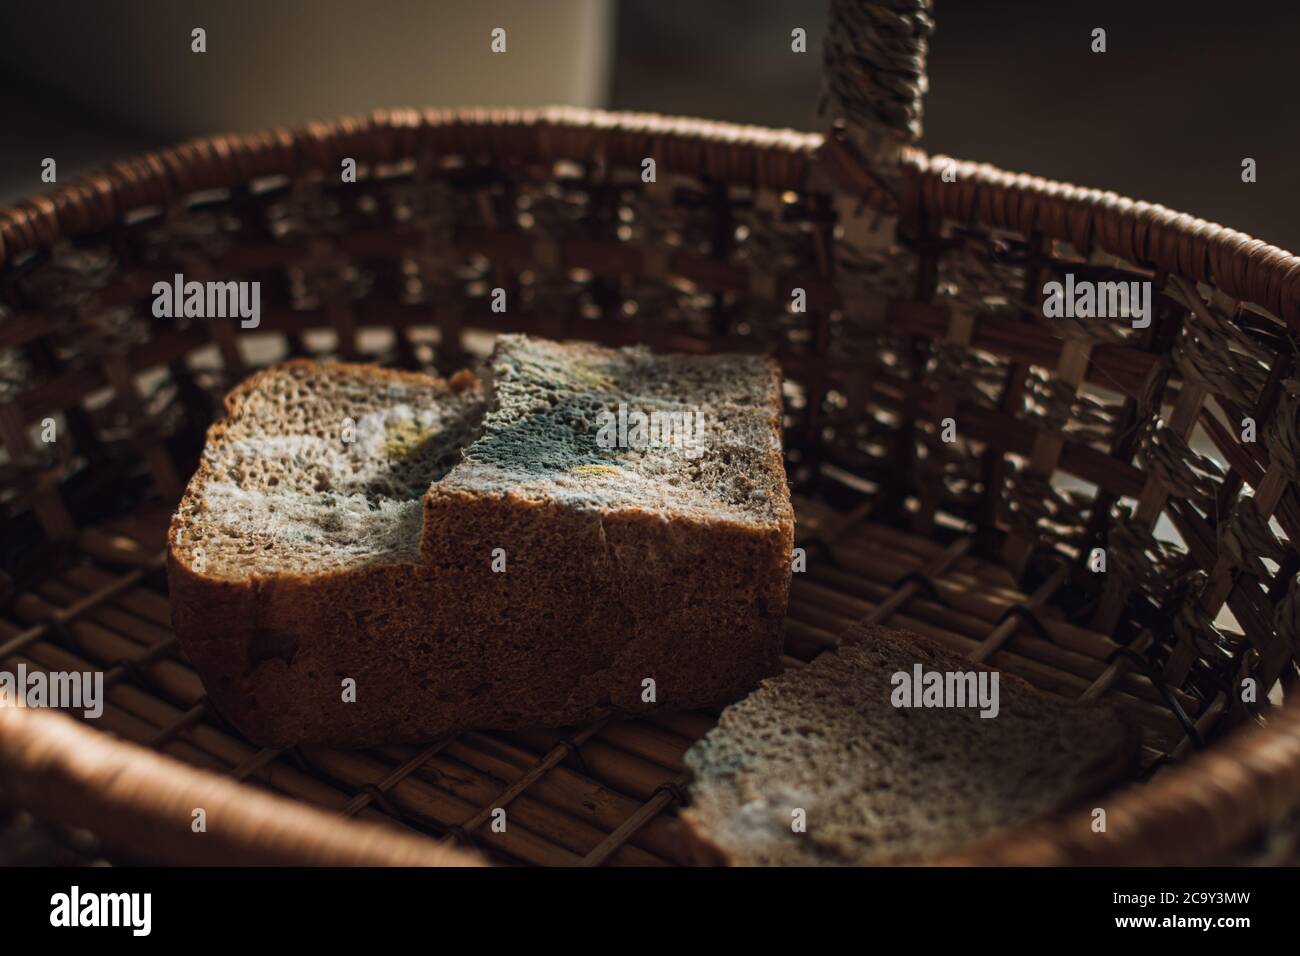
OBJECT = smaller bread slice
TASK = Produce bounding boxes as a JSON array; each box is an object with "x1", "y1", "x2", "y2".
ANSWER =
[
  {"x1": 680, "y1": 624, "x2": 1137, "y2": 865},
  {"x1": 166, "y1": 359, "x2": 485, "y2": 745}
]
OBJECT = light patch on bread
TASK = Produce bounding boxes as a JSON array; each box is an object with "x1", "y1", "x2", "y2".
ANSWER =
[
  {"x1": 196, "y1": 483, "x2": 425, "y2": 563},
  {"x1": 169, "y1": 360, "x2": 485, "y2": 580}
]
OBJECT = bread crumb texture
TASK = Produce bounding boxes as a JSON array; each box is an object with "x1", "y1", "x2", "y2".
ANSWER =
[
  {"x1": 440, "y1": 335, "x2": 789, "y2": 525},
  {"x1": 169, "y1": 360, "x2": 485, "y2": 578}
]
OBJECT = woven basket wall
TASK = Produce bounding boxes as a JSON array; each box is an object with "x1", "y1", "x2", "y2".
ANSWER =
[{"x1": 2, "y1": 0, "x2": 1300, "y2": 866}]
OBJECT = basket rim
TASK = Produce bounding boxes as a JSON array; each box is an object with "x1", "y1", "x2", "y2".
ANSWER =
[
  {"x1": 0, "y1": 703, "x2": 485, "y2": 866},
  {"x1": 1, "y1": 106, "x2": 1298, "y2": 327}
]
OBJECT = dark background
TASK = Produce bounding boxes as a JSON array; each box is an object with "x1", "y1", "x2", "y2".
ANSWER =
[
  {"x1": 1, "y1": 0, "x2": 1297, "y2": 250},
  {"x1": 612, "y1": 0, "x2": 1300, "y2": 251}
]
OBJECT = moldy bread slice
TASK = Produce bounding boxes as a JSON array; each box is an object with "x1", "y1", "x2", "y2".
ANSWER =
[
  {"x1": 680, "y1": 624, "x2": 1137, "y2": 865},
  {"x1": 420, "y1": 335, "x2": 794, "y2": 728}
]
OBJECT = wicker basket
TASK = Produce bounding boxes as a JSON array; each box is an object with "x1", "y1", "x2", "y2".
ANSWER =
[{"x1": 2, "y1": 0, "x2": 1299, "y2": 867}]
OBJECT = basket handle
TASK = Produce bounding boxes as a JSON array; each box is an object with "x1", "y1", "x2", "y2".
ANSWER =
[{"x1": 821, "y1": 0, "x2": 935, "y2": 165}]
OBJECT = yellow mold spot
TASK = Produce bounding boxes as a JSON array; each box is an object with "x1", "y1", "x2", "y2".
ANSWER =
[
  {"x1": 557, "y1": 362, "x2": 616, "y2": 393},
  {"x1": 573, "y1": 465, "x2": 621, "y2": 476},
  {"x1": 383, "y1": 419, "x2": 433, "y2": 458}
]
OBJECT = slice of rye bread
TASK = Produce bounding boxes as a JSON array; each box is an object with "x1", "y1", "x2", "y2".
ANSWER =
[
  {"x1": 168, "y1": 338, "x2": 793, "y2": 746},
  {"x1": 167, "y1": 359, "x2": 487, "y2": 745},
  {"x1": 420, "y1": 334, "x2": 794, "y2": 728},
  {"x1": 679, "y1": 624, "x2": 1138, "y2": 866}
]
